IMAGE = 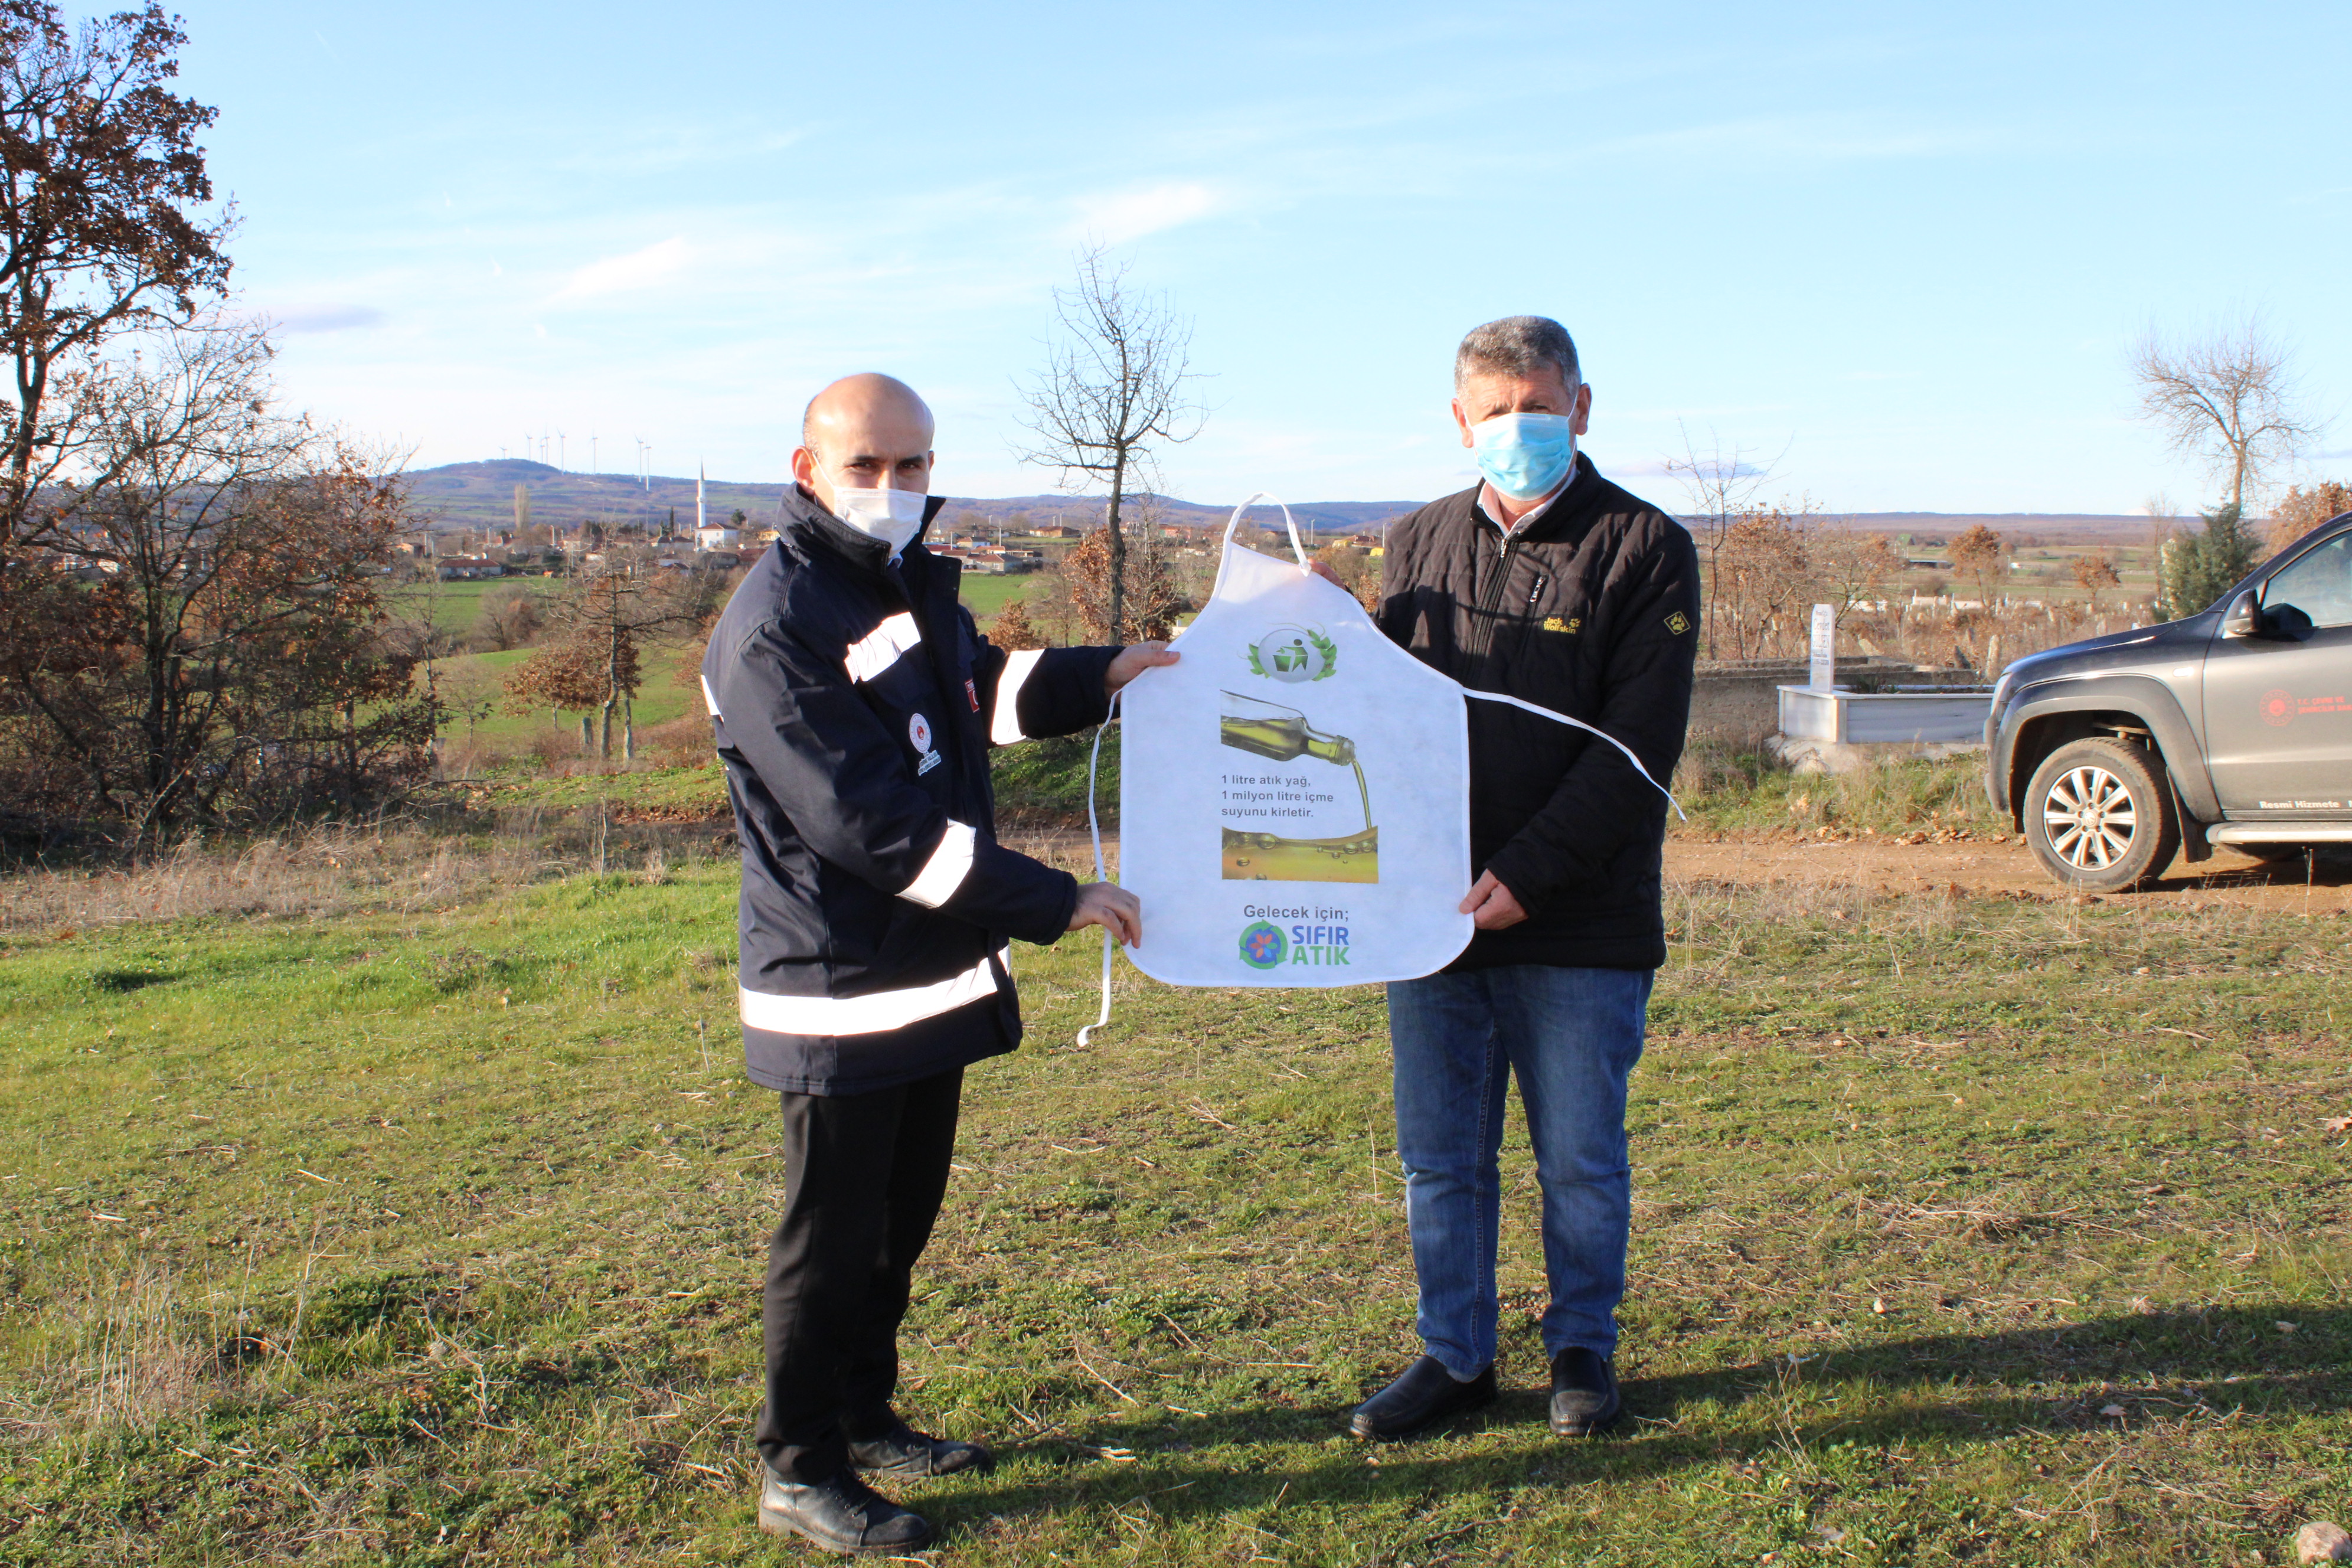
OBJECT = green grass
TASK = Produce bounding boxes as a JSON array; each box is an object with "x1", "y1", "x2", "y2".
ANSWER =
[
  {"x1": 433, "y1": 649, "x2": 700, "y2": 753},
  {"x1": 391, "y1": 580, "x2": 561, "y2": 638},
  {"x1": 463, "y1": 721, "x2": 1114, "y2": 825},
  {"x1": 1, "y1": 842, "x2": 2346, "y2": 1564},
  {"x1": 958, "y1": 573, "x2": 1042, "y2": 628},
  {"x1": 1673, "y1": 746, "x2": 2007, "y2": 837},
  {"x1": 475, "y1": 762, "x2": 731, "y2": 815}
]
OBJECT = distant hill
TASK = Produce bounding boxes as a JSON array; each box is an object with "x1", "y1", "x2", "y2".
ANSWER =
[
  {"x1": 916, "y1": 494, "x2": 1425, "y2": 536},
  {"x1": 396, "y1": 462, "x2": 1420, "y2": 540},
  {"x1": 397, "y1": 462, "x2": 2165, "y2": 547},
  {"x1": 400, "y1": 460, "x2": 782, "y2": 535}
]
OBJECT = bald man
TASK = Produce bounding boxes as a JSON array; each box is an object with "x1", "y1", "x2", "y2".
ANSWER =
[{"x1": 701, "y1": 374, "x2": 1172, "y2": 1553}]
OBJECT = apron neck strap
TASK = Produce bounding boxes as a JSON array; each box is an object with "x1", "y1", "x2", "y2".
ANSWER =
[{"x1": 1221, "y1": 492, "x2": 1311, "y2": 569}]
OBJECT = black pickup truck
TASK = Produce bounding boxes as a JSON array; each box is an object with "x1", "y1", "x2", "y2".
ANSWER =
[{"x1": 1986, "y1": 510, "x2": 2352, "y2": 891}]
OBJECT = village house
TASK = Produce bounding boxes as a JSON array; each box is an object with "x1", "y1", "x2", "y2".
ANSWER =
[{"x1": 435, "y1": 556, "x2": 505, "y2": 582}]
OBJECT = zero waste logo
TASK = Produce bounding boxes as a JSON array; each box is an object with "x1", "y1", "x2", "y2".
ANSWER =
[
  {"x1": 1237, "y1": 921, "x2": 1288, "y2": 969},
  {"x1": 1246, "y1": 624, "x2": 1338, "y2": 683}
]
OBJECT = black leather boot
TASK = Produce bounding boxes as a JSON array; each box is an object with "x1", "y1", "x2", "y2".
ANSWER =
[
  {"x1": 1548, "y1": 1346, "x2": 1621, "y2": 1436},
  {"x1": 848, "y1": 1418, "x2": 995, "y2": 1479},
  {"x1": 1348, "y1": 1354, "x2": 1496, "y2": 1440},
  {"x1": 756, "y1": 1466, "x2": 934, "y2": 1554}
]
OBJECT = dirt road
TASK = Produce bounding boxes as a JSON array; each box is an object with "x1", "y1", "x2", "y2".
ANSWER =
[
  {"x1": 1664, "y1": 830, "x2": 2352, "y2": 913},
  {"x1": 1016, "y1": 827, "x2": 2352, "y2": 913}
]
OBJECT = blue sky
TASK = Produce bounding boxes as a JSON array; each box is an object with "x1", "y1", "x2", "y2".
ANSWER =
[{"x1": 176, "y1": 1, "x2": 2349, "y2": 513}]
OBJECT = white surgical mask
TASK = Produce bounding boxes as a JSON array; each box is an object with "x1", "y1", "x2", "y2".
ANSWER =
[{"x1": 833, "y1": 486, "x2": 928, "y2": 558}]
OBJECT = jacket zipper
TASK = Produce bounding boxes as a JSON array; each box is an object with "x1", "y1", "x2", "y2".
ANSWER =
[{"x1": 1472, "y1": 530, "x2": 1517, "y2": 658}]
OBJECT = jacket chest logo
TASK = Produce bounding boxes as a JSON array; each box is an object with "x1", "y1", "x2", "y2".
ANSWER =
[
  {"x1": 909, "y1": 712, "x2": 944, "y2": 776},
  {"x1": 1541, "y1": 616, "x2": 1582, "y2": 635}
]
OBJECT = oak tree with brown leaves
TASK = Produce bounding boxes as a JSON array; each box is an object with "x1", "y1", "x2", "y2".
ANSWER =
[
  {"x1": 2267, "y1": 480, "x2": 2352, "y2": 555},
  {"x1": 0, "y1": 2, "x2": 230, "y2": 557},
  {"x1": 1951, "y1": 524, "x2": 2007, "y2": 606},
  {"x1": 508, "y1": 560, "x2": 723, "y2": 760},
  {"x1": 988, "y1": 596, "x2": 1046, "y2": 651},
  {"x1": 1060, "y1": 522, "x2": 1184, "y2": 643},
  {"x1": 2071, "y1": 552, "x2": 2121, "y2": 610},
  {"x1": 0, "y1": 322, "x2": 435, "y2": 844}
]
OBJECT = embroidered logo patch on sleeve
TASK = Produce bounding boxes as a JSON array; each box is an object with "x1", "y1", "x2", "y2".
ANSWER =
[{"x1": 1665, "y1": 610, "x2": 1692, "y2": 635}]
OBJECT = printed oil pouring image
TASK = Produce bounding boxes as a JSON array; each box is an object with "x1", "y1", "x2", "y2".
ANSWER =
[{"x1": 1217, "y1": 690, "x2": 1378, "y2": 884}]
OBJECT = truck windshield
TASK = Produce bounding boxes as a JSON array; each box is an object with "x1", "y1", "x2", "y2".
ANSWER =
[{"x1": 2262, "y1": 532, "x2": 2352, "y2": 629}]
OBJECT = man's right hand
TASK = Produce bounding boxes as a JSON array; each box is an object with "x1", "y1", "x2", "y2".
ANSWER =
[{"x1": 1070, "y1": 881, "x2": 1142, "y2": 946}]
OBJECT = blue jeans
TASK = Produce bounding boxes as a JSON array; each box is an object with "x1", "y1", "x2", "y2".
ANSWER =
[{"x1": 1386, "y1": 964, "x2": 1652, "y2": 1378}]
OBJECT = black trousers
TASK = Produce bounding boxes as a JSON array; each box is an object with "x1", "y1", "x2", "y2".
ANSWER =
[{"x1": 755, "y1": 1066, "x2": 963, "y2": 1483}]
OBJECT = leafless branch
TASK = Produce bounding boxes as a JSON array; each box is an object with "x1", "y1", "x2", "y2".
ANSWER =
[
  {"x1": 1014, "y1": 245, "x2": 1204, "y2": 641},
  {"x1": 2129, "y1": 318, "x2": 2320, "y2": 512}
]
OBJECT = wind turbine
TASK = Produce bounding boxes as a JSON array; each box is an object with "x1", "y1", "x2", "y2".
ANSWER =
[
  {"x1": 557, "y1": 432, "x2": 566, "y2": 472},
  {"x1": 590, "y1": 433, "x2": 597, "y2": 475}
]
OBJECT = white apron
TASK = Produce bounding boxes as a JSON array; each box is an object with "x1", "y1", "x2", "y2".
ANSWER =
[{"x1": 1075, "y1": 496, "x2": 1677, "y2": 1038}]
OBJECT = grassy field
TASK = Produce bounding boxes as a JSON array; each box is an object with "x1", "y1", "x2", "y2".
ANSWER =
[
  {"x1": 474, "y1": 734, "x2": 1993, "y2": 845},
  {"x1": 392, "y1": 566, "x2": 1037, "y2": 641},
  {"x1": 955, "y1": 573, "x2": 1041, "y2": 628},
  {"x1": 1, "y1": 819, "x2": 2347, "y2": 1564},
  {"x1": 390, "y1": 579, "x2": 563, "y2": 638},
  {"x1": 435, "y1": 650, "x2": 701, "y2": 756},
  {"x1": 397, "y1": 568, "x2": 1036, "y2": 762}
]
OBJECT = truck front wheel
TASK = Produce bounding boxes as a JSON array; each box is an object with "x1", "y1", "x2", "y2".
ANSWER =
[{"x1": 2024, "y1": 737, "x2": 2181, "y2": 892}]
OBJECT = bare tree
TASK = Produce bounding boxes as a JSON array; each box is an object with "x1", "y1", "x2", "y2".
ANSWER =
[
  {"x1": 1015, "y1": 245, "x2": 1203, "y2": 641},
  {"x1": 1662, "y1": 422, "x2": 1784, "y2": 658},
  {"x1": 2131, "y1": 319, "x2": 2320, "y2": 512},
  {"x1": 1810, "y1": 524, "x2": 1899, "y2": 625},
  {"x1": 1710, "y1": 508, "x2": 1811, "y2": 660},
  {"x1": 472, "y1": 583, "x2": 544, "y2": 652}
]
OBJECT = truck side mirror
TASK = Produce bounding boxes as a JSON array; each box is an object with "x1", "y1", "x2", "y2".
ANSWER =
[
  {"x1": 2220, "y1": 590, "x2": 2259, "y2": 638},
  {"x1": 2268, "y1": 602, "x2": 2315, "y2": 641}
]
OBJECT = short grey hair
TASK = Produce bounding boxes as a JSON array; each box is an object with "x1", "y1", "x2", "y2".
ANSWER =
[{"x1": 1454, "y1": 316, "x2": 1580, "y2": 390}]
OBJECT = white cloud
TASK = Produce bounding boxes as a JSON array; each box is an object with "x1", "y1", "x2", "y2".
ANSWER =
[
  {"x1": 273, "y1": 303, "x2": 386, "y2": 334},
  {"x1": 1070, "y1": 181, "x2": 1225, "y2": 243},
  {"x1": 552, "y1": 236, "x2": 690, "y2": 301}
]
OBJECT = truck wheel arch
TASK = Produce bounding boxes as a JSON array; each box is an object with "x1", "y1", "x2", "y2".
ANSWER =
[{"x1": 2001, "y1": 679, "x2": 2218, "y2": 829}]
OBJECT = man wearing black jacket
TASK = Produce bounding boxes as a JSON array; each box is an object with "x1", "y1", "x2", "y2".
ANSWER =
[
  {"x1": 702, "y1": 374, "x2": 1171, "y2": 1553},
  {"x1": 1344, "y1": 318, "x2": 1699, "y2": 1443}
]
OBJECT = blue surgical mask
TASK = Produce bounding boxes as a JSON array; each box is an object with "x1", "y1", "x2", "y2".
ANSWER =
[{"x1": 1470, "y1": 411, "x2": 1577, "y2": 501}]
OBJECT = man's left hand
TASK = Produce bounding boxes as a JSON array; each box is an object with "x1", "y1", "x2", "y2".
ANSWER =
[
  {"x1": 1460, "y1": 871, "x2": 1527, "y2": 930},
  {"x1": 1105, "y1": 641, "x2": 1178, "y2": 697}
]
